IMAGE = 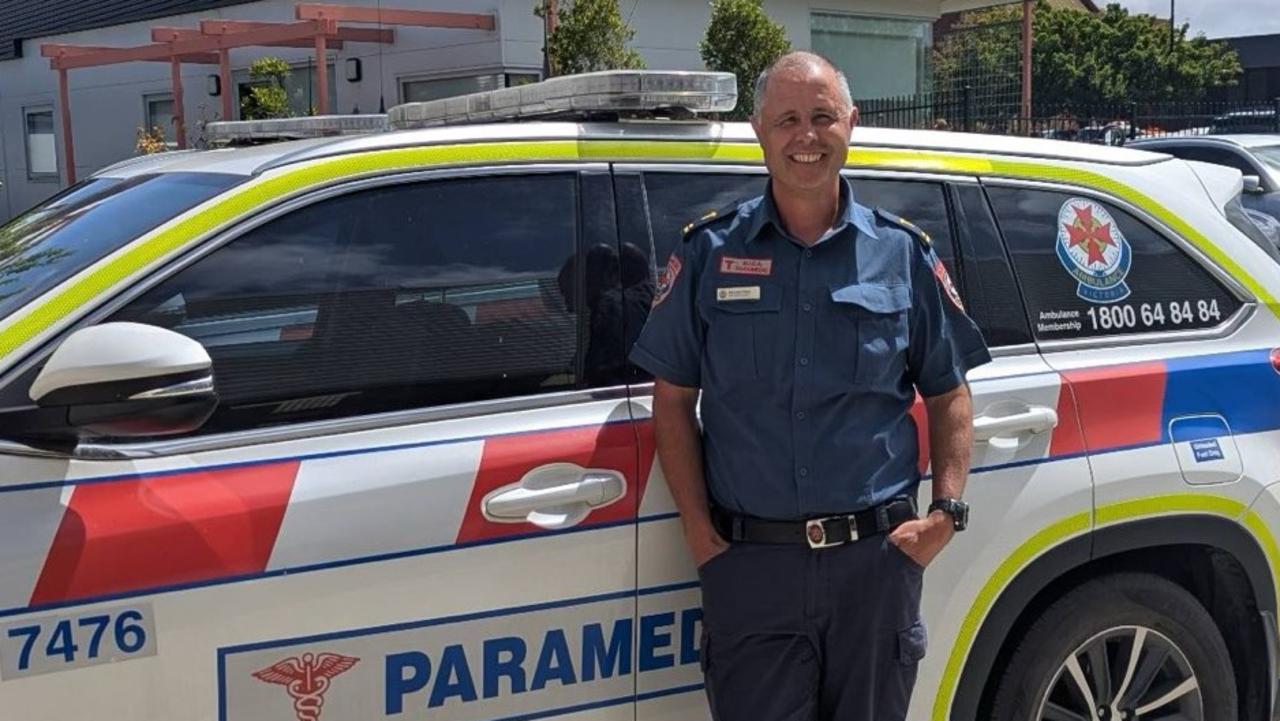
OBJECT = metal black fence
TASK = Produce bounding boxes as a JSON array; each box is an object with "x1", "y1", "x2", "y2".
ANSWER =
[{"x1": 859, "y1": 88, "x2": 1280, "y2": 144}]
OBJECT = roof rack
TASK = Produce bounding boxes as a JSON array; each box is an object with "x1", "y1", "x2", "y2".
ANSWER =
[
  {"x1": 388, "y1": 70, "x2": 737, "y2": 129},
  {"x1": 206, "y1": 114, "x2": 389, "y2": 145}
]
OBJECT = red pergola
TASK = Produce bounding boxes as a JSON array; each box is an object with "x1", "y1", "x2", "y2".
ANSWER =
[{"x1": 41, "y1": 3, "x2": 496, "y2": 183}]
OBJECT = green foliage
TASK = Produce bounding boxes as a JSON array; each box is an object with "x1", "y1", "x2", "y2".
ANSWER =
[
  {"x1": 241, "y1": 56, "x2": 293, "y2": 120},
  {"x1": 536, "y1": 0, "x2": 645, "y2": 76},
  {"x1": 934, "y1": 1, "x2": 1242, "y2": 107},
  {"x1": 700, "y1": 0, "x2": 791, "y2": 120}
]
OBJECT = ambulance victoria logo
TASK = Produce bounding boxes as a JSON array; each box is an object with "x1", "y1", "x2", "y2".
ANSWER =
[
  {"x1": 253, "y1": 652, "x2": 359, "y2": 721},
  {"x1": 1056, "y1": 198, "x2": 1132, "y2": 303}
]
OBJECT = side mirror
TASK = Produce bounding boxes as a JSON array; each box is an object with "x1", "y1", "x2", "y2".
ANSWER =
[
  {"x1": 1244, "y1": 175, "x2": 1265, "y2": 194},
  {"x1": 24, "y1": 322, "x2": 216, "y2": 441}
]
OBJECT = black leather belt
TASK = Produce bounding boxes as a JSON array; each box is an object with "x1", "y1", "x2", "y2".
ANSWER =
[{"x1": 713, "y1": 497, "x2": 918, "y2": 549}]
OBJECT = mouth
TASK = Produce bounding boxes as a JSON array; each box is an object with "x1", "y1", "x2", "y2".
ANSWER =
[{"x1": 789, "y1": 152, "x2": 824, "y2": 164}]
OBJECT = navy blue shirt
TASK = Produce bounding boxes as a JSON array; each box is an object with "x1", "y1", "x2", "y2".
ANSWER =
[{"x1": 630, "y1": 179, "x2": 990, "y2": 521}]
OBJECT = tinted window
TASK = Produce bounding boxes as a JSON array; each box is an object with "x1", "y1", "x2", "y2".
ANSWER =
[
  {"x1": 1160, "y1": 145, "x2": 1257, "y2": 176},
  {"x1": 113, "y1": 173, "x2": 580, "y2": 433},
  {"x1": 987, "y1": 186, "x2": 1240, "y2": 341},
  {"x1": 849, "y1": 177, "x2": 957, "y2": 278},
  {"x1": 641, "y1": 172, "x2": 767, "y2": 264},
  {"x1": 954, "y1": 184, "x2": 1033, "y2": 347},
  {"x1": 0, "y1": 173, "x2": 243, "y2": 320}
]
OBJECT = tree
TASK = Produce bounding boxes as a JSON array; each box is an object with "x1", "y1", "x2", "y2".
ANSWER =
[
  {"x1": 241, "y1": 56, "x2": 293, "y2": 120},
  {"x1": 700, "y1": 0, "x2": 791, "y2": 120},
  {"x1": 934, "y1": 2, "x2": 1241, "y2": 108},
  {"x1": 536, "y1": 0, "x2": 645, "y2": 76}
]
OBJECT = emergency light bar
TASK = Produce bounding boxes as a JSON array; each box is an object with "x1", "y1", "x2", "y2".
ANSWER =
[
  {"x1": 206, "y1": 115, "x2": 389, "y2": 144},
  {"x1": 388, "y1": 70, "x2": 737, "y2": 129}
]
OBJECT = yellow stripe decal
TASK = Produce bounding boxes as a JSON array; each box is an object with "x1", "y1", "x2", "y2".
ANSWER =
[
  {"x1": 1, "y1": 139, "x2": 1276, "y2": 364},
  {"x1": 931, "y1": 494, "x2": 1280, "y2": 721}
]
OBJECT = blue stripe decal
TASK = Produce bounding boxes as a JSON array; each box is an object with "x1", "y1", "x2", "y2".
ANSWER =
[
  {"x1": 1163, "y1": 349, "x2": 1280, "y2": 440},
  {"x1": 1169, "y1": 415, "x2": 1231, "y2": 444}
]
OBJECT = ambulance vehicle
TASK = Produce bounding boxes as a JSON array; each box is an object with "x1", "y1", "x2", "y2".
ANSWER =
[{"x1": 1, "y1": 71, "x2": 1280, "y2": 721}]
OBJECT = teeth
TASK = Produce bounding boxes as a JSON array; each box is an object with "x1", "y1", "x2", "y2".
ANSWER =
[{"x1": 791, "y1": 153, "x2": 822, "y2": 163}]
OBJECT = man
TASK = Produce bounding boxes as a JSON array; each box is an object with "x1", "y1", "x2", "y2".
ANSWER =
[{"x1": 628, "y1": 52, "x2": 990, "y2": 721}]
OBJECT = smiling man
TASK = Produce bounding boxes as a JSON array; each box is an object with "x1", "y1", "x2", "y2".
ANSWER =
[{"x1": 628, "y1": 52, "x2": 991, "y2": 721}]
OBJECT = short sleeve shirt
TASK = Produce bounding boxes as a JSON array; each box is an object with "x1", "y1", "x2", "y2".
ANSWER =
[{"x1": 629, "y1": 178, "x2": 991, "y2": 520}]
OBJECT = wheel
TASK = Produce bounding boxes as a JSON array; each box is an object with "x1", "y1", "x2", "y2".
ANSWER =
[{"x1": 990, "y1": 572, "x2": 1237, "y2": 721}]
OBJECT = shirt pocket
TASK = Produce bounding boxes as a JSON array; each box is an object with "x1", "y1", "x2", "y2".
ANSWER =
[
  {"x1": 705, "y1": 283, "x2": 782, "y2": 382},
  {"x1": 829, "y1": 283, "x2": 910, "y2": 389}
]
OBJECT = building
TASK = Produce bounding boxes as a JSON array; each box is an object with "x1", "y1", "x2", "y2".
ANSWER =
[
  {"x1": 1217, "y1": 33, "x2": 1280, "y2": 104},
  {"x1": 0, "y1": 0, "x2": 995, "y2": 222}
]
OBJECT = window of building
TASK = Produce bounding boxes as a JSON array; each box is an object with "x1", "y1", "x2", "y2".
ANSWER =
[
  {"x1": 111, "y1": 173, "x2": 580, "y2": 434},
  {"x1": 400, "y1": 71, "x2": 542, "y2": 103},
  {"x1": 234, "y1": 61, "x2": 336, "y2": 119},
  {"x1": 810, "y1": 12, "x2": 932, "y2": 99},
  {"x1": 144, "y1": 94, "x2": 176, "y2": 144},
  {"x1": 985, "y1": 186, "x2": 1241, "y2": 341},
  {"x1": 23, "y1": 107, "x2": 57, "y2": 181}
]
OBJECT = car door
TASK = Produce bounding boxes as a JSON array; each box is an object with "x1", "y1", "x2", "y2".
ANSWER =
[
  {"x1": 613, "y1": 165, "x2": 1093, "y2": 721},
  {"x1": 0, "y1": 166, "x2": 642, "y2": 721}
]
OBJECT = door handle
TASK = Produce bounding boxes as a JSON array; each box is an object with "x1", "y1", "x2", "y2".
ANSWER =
[
  {"x1": 482, "y1": 462, "x2": 626, "y2": 530},
  {"x1": 973, "y1": 406, "x2": 1059, "y2": 446}
]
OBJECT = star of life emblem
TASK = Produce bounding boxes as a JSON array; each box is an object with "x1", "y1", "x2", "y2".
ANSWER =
[
  {"x1": 253, "y1": 652, "x2": 359, "y2": 721},
  {"x1": 1055, "y1": 198, "x2": 1132, "y2": 303}
]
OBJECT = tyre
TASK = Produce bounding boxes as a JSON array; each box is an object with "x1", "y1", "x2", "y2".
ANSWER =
[{"x1": 990, "y1": 572, "x2": 1237, "y2": 721}]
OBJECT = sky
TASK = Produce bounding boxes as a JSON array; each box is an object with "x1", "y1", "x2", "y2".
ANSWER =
[{"x1": 1116, "y1": 0, "x2": 1280, "y2": 39}]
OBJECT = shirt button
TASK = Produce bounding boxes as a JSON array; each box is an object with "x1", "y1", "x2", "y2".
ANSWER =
[
  {"x1": 796, "y1": 411, "x2": 806, "y2": 420},
  {"x1": 804, "y1": 249, "x2": 814, "y2": 258},
  {"x1": 799, "y1": 357, "x2": 809, "y2": 366},
  {"x1": 799, "y1": 467, "x2": 809, "y2": 477},
  {"x1": 802, "y1": 302, "x2": 813, "y2": 312}
]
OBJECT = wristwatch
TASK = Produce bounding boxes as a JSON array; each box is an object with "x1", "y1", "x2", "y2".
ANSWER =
[{"x1": 928, "y1": 497, "x2": 969, "y2": 532}]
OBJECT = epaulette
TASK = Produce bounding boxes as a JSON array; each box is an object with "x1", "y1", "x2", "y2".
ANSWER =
[
  {"x1": 873, "y1": 207, "x2": 932, "y2": 249},
  {"x1": 681, "y1": 202, "x2": 740, "y2": 241}
]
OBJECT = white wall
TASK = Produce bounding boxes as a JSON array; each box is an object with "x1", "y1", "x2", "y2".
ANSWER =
[{"x1": 0, "y1": 0, "x2": 941, "y2": 221}]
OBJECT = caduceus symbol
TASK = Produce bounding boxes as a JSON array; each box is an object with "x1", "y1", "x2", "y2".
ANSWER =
[{"x1": 252, "y1": 652, "x2": 360, "y2": 721}]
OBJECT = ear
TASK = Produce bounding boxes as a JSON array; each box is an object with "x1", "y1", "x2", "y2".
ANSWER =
[
  {"x1": 850, "y1": 104, "x2": 860, "y2": 130},
  {"x1": 750, "y1": 114, "x2": 763, "y2": 142}
]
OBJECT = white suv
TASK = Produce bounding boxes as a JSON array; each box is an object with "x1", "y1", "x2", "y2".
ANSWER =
[{"x1": 1, "y1": 72, "x2": 1279, "y2": 721}]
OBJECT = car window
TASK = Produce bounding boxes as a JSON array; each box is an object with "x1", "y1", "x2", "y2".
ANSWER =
[
  {"x1": 1159, "y1": 146, "x2": 1258, "y2": 176},
  {"x1": 848, "y1": 176, "x2": 958, "y2": 279},
  {"x1": 954, "y1": 184, "x2": 1034, "y2": 347},
  {"x1": 112, "y1": 173, "x2": 580, "y2": 434},
  {"x1": 986, "y1": 186, "x2": 1241, "y2": 342},
  {"x1": 1254, "y1": 145, "x2": 1280, "y2": 173},
  {"x1": 0, "y1": 172, "x2": 243, "y2": 320},
  {"x1": 622, "y1": 171, "x2": 973, "y2": 379},
  {"x1": 641, "y1": 172, "x2": 767, "y2": 265}
]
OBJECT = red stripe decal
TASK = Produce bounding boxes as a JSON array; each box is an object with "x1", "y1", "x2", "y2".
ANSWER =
[
  {"x1": 456, "y1": 424, "x2": 643, "y2": 544},
  {"x1": 1050, "y1": 380, "x2": 1088, "y2": 456},
  {"x1": 30, "y1": 461, "x2": 299, "y2": 605},
  {"x1": 1061, "y1": 361, "x2": 1166, "y2": 451}
]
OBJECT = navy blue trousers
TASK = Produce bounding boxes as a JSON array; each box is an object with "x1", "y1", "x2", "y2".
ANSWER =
[{"x1": 697, "y1": 535, "x2": 927, "y2": 721}]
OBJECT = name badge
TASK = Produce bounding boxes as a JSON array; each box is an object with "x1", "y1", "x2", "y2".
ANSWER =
[
  {"x1": 720, "y1": 256, "x2": 773, "y2": 276},
  {"x1": 717, "y1": 286, "x2": 761, "y2": 302}
]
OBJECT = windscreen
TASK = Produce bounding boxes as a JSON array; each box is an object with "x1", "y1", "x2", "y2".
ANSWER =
[{"x1": 0, "y1": 172, "x2": 243, "y2": 320}]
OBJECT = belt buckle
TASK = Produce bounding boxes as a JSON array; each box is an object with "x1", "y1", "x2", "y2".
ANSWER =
[{"x1": 805, "y1": 516, "x2": 854, "y2": 549}]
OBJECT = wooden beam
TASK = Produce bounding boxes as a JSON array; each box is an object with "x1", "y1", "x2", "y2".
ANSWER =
[
  {"x1": 49, "y1": 20, "x2": 336, "y2": 70},
  {"x1": 43, "y1": 43, "x2": 218, "y2": 64},
  {"x1": 171, "y1": 57, "x2": 187, "y2": 149},
  {"x1": 296, "y1": 3, "x2": 495, "y2": 30},
  {"x1": 315, "y1": 33, "x2": 329, "y2": 114},
  {"x1": 220, "y1": 48, "x2": 233, "y2": 120},
  {"x1": 197, "y1": 21, "x2": 348, "y2": 49},
  {"x1": 58, "y1": 68, "x2": 75, "y2": 185}
]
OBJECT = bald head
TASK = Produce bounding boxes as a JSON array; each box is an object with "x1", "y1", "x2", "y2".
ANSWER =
[{"x1": 752, "y1": 51, "x2": 854, "y2": 120}]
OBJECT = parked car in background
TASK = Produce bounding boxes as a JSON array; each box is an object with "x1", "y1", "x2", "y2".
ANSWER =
[
  {"x1": 1211, "y1": 108, "x2": 1280, "y2": 135},
  {"x1": 1131, "y1": 135, "x2": 1280, "y2": 229}
]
